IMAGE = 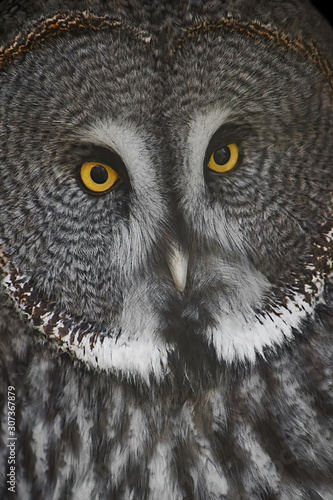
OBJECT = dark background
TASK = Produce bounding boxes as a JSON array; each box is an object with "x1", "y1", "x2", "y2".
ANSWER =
[{"x1": 311, "y1": 1, "x2": 333, "y2": 26}]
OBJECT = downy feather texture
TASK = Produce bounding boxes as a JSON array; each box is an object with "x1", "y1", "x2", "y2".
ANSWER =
[{"x1": 0, "y1": 1, "x2": 333, "y2": 499}]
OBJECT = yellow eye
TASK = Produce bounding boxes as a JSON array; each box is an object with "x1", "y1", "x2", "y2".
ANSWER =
[
  {"x1": 79, "y1": 162, "x2": 119, "y2": 193},
  {"x1": 207, "y1": 143, "x2": 239, "y2": 173}
]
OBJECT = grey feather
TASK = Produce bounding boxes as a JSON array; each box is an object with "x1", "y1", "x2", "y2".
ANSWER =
[{"x1": 1, "y1": 1, "x2": 333, "y2": 499}]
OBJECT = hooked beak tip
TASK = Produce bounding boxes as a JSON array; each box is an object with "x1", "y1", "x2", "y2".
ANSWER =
[
  {"x1": 167, "y1": 244, "x2": 188, "y2": 293},
  {"x1": 174, "y1": 277, "x2": 186, "y2": 293}
]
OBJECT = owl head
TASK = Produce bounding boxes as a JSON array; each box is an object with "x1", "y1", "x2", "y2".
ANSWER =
[{"x1": 0, "y1": 0, "x2": 332, "y2": 384}]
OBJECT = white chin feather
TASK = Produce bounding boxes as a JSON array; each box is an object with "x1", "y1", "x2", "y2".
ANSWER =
[{"x1": 1, "y1": 234, "x2": 331, "y2": 382}]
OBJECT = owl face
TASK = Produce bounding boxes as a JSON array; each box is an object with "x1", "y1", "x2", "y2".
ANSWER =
[{"x1": 0, "y1": 16, "x2": 332, "y2": 381}]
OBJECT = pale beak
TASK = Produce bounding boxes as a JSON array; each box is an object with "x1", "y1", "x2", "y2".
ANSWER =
[{"x1": 167, "y1": 244, "x2": 188, "y2": 293}]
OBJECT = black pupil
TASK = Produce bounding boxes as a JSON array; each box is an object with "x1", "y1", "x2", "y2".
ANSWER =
[
  {"x1": 90, "y1": 165, "x2": 108, "y2": 184},
  {"x1": 213, "y1": 146, "x2": 231, "y2": 165}
]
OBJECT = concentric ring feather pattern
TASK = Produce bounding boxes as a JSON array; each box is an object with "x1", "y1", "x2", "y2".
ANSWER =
[{"x1": 0, "y1": 1, "x2": 333, "y2": 499}]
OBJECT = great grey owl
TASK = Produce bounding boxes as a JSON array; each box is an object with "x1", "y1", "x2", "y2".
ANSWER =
[{"x1": 0, "y1": 1, "x2": 333, "y2": 499}]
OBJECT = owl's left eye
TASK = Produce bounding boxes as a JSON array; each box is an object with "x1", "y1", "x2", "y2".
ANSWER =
[
  {"x1": 79, "y1": 161, "x2": 119, "y2": 194},
  {"x1": 207, "y1": 143, "x2": 239, "y2": 173}
]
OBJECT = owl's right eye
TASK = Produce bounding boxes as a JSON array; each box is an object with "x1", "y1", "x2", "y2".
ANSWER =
[{"x1": 79, "y1": 161, "x2": 119, "y2": 194}]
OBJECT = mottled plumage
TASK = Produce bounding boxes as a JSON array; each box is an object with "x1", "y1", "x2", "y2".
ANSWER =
[{"x1": 0, "y1": 1, "x2": 333, "y2": 499}]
